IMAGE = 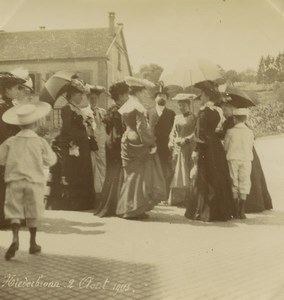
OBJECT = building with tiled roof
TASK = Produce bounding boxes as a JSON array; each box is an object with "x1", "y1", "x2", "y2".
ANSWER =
[{"x1": 0, "y1": 12, "x2": 132, "y2": 110}]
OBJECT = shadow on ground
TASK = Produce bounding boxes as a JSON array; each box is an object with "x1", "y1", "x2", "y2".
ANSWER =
[
  {"x1": 0, "y1": 246, "x2": 160, "y2": 300},
  {"x1": 16, "y1": 214, "x2": 106, "y2": 235},
  {"x1": 147, "y1": 206, "x2": 282, "y2": 227}
]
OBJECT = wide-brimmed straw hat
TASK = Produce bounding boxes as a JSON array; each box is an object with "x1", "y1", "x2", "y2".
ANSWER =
[
  {"x1": 172, "y1": 93, "x2": 196, "y2": 101},
  {"x1": 2, "y1": 101, "x2": 51, "y2": 125},
  {"x1": 125, "y1": 76, "x2": 155, "y2": 88}
]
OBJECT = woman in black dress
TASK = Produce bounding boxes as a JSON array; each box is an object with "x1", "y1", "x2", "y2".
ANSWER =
[
  {"x1": 93, "y1": 81, "x2": 129, "y2": 217},
  {"x1": 49, "y1": 78, "x2": 95, "y2": 211},
  {"x1": 185, "y1": 81, "x2": 233, "y2": 222},
  {"x1": 221, "y1": 102, "x2": 273, "y2": 213},
  {"x1": 0, "y1": 72, "x2": 25, "y2": 228}
]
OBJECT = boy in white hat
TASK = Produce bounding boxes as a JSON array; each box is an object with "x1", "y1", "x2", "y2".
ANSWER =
[
  {"x1": 224, "y1": 108, "x2": 254, "y2": 219},
  {"x1": 0, "y1": 102, "x2": 57, "y2": 260}
]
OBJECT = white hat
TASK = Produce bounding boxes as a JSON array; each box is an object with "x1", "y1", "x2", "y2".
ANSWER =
[
  {"x1": 125, "y1": 76, "x2": 155, "y2": 88},
  {"x1": 233, "y1": 108, "x2": 249, "y2": 116},
  {"x1": 2, "y1": 102, "x2": 51, "y2": 125},
  {"x1": 11, "y1": 67, "x2": 33, "y2": 91},
  {"x1": 172, "y1": 93, "x2": 196, "y2": 101}
]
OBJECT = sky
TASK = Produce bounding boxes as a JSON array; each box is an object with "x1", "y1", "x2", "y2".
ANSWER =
[{"x1": 0, "y1": 0, "x2": 284, "y2": 73}]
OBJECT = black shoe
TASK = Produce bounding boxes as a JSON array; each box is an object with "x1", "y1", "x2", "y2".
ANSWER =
[
  {"x1": 5, "y1": 242, "x2": 19, "y2": 260},
  {"x1": 29, "y1": 244, "x2": 42, "y2": 254}
]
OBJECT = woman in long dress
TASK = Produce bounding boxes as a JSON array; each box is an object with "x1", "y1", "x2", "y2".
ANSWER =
[
  {"x1": 50, "y1": 78, "x2": 95, "y2": 211},
  {"x1": 87, "y1": 86, "x2": 107, "y2": 194},
  {"x1": 221, "y1": 102, "x2": 273, "y2": 213},
  {"x1": 185, "y1": 81, "x2": 233, "y2": 222},
  {"x1": 0, "y1": 72, "x2": 26, "y2": 228},
  {"x1": 116, "y1": 77, "x2": 167, "y2": 219},
  {"x1": 168, "y1": 94, "x2": 196, "y2": 206},
  {"x1": 94, "y1": 81, "x2": 129, "y2": 217}
]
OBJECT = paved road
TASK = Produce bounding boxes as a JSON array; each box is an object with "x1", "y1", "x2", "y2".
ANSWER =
[{"x1": 0, "y1": 136, "x2": 283, "y2": 300}]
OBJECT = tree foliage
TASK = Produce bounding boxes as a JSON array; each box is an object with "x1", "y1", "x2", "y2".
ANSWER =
[
  {"x1": 137, "y1": 64, "x2": 164, "y2": 83},
  {"x1": 257, "y1": 53, "x2": 284, "y2": 84}
]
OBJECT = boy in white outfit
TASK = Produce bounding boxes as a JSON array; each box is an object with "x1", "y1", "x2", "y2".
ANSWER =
[
  {"x1": 224, "y1": 108, "x2": 254, "y2": 219},
  {"x1": 0, "y1": 101, "x2": 57, "y2": 260}
]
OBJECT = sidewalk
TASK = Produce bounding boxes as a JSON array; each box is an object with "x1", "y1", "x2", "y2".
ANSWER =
[{"x1": 0, "y1": 136, "x2": 283, "y2": 300}]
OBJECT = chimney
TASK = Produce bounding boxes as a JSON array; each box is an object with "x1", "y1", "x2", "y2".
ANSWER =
[
  {"x1": 109, "y1": 12, "x2": 115, "y2": 35},
  {"x1": 39, "y1": 26, "x2": 46, "y2": 30}
]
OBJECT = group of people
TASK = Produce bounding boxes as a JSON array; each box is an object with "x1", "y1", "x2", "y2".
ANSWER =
[
  {"x1": 0, "y1": 68, "x2": 273, "y2": 260},
  {"x1": 45, "y1": 73, "x2": 272, "y2": 222}
]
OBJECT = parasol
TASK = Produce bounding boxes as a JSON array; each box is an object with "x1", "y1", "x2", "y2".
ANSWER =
[
  {"x1": 39, "y1": 70, "x2": 78, "y2": 105},
  {"x1": 225, "y1": 86, "x2": 255, "y2": 108},
  {"x1": 160, "y1": 58, "x2": 223, "y2": 88}
]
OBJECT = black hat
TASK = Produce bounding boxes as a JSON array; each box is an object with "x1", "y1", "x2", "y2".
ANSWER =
[
  {"x1": 154, "y1": 81, "x2": 169, "y2": 98},
  {"x1": 194, "y1": 80, "x2": 221, "y2": 102},
  {"x1": 109, "y1": 81, "x2": 129, "y2": 101},
  {"x1": 0, "y1": 72, "x2": 26, "y2": 86}
]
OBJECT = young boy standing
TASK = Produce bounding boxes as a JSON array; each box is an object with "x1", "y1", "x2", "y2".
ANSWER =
[
  {"x1": 0, "y1": 102, "x2": 57, "y2": 260},
  {"x1": 224, "y1": 108, "x2": 254, "y2": 219}
]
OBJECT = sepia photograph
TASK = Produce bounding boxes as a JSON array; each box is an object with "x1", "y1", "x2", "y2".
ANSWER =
[{"x1": 0, "y1": 0, "x2": 284, "y2": 299}]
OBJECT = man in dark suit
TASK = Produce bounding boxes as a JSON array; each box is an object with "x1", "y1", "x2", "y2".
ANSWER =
[{"x1": 148, "y1": 88, "x2": 175, "y2": 197}]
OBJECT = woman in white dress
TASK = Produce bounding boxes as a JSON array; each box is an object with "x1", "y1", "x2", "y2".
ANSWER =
[{"x1": 168, "y1": 94, "x2": 196, "y2": 206}]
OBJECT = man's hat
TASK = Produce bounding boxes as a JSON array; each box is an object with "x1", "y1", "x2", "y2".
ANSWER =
[
  {"x1": 154, "y1": 81, "x2": 169, "y2": 98},
  {"x1": 2, "y1": 101, "x2": 51, "y2": 125}
]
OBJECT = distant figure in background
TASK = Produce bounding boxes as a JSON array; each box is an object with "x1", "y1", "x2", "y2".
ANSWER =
[
  {"x1": 148, "y1": 86, "x2": 175, "y2": 196},
  {"x1": 168, "y1": 94, "x2": 196, "y2": 206},
  {"x1": 94, "y1": 81, "x2": 129, "y2": 217},
  {"x1": 0, "y1": 101, "x2": 56, "y2": 260},
  {"x1": 116, "y1": 77, "x2": 167, "y2": 219},
  {"x1": 87, "y1": 85, "x2": 107, "y2": 194},
  {"x1": 221, "y1": 101, "x2": 273, "y2": 213},
  {"x1": 0, "y1": 72, "x2": 25, "y2": 229}
]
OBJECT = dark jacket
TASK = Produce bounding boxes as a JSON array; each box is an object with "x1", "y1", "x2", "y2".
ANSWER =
[
  {"x1": 0, "y1": 96, "x2": 20, "y2": 145},
  {"x1": 148, "y1": 106, "x2": 175, "y2": 160}
]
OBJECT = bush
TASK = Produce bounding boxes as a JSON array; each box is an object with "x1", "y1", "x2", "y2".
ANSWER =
[
  {"x1": 274, "y1": 83, "x2": 284, "y2": 103},
  {"x1": 249, "y1": 102, "x2": 284, "y2": 137}
]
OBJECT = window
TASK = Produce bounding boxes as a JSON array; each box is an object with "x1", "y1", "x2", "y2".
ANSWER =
[{"x1": 117, "y1": 50, "x2": 121, "y2": 71}]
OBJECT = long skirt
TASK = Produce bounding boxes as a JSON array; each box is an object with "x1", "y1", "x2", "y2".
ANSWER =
[
  {"x1": 245, "y1": 147, "x2": 273, "y2": 213},
  {"x1": 185, "y1": 137, "x2": 233, "y2": 222},
  {"x1": 93, "y1": 159, "x2": 123, "y2": 217},
  {"x1": 116, "y1": 140, "x2": 167, "y2": 218},
  {"x1": 168, "y1": 142, "x2": 195, "y2": 206},
  {"x1": 48, "y1": 147, "x2": 95, "y2": 211}
]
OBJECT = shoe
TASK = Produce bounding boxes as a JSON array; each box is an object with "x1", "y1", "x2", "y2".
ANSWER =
[
  {"x1": 29, "y1": 244, "x2": 42, "y2": 254},
  {"x1": 233, "y1": 199, "x2": 239, "y2": 219},
  {"x1": 239, "y1": 200, "x2": 247, "y2": 220},
  {"x1": 5, "y1": 242, "x2": 19, "y2": 260},
  {"x1": 126, "y1": 213, "x2": 149, "y2": 220}
]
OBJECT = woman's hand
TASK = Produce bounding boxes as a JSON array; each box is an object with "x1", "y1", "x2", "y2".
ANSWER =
[
  {"x1": 61, "y1": 176, "x2": 68, "y2": 185},
  {"x1": 190, "y1": 165, "x2": 198, "y2": 180},
  {"x1": 150, "y1": 146, "x2": 157, "y2": 154}
]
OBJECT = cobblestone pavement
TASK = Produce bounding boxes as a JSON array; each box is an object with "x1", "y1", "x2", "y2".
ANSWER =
[{"x1": 0, "y1": 136, "x2": 283, "y2": 300}]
